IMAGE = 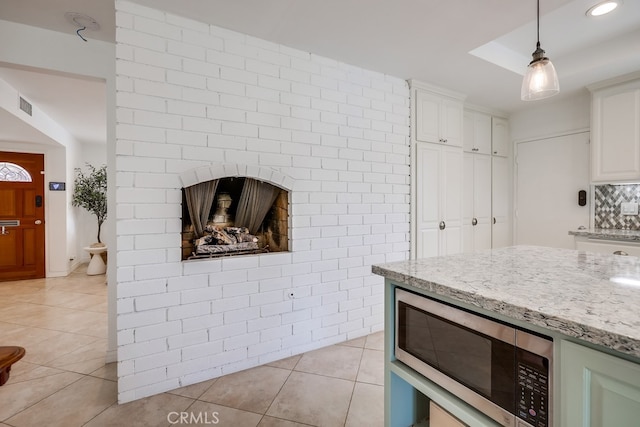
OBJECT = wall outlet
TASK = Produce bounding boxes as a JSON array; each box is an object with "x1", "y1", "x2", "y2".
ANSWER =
[{"x1": 621, "y1": 202, "x2": 638, "y2": 215}]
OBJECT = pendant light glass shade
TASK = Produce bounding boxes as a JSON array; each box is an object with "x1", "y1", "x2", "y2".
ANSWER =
[
  {"x1": 521, "y1": 43, "x2": 559, "y2": 101},
  {"x1": 521, "y1": 0, "x2": 559, "y2": 101}
]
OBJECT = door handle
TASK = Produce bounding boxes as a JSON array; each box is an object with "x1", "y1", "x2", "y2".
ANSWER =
[
  {"x1": 0, "y1": 220, "x2": 20, "y2": 235},
  {"x1": 35, "y1": 220, "x2": 42, "y2": 225},
  {"x1": 613, "y1": 250, "x2": 628, "y2": 256},
  {"x1": 472, "y1": 218, "x2": 478, "y2": 226},
  {"x1": 439, "y1": 221, "x2": 446, "y2": 230},
  {"x1": 493, "y1": 217, "x2": 496, "y2": 225}
]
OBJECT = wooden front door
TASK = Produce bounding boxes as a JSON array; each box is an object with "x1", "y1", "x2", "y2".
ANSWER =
[{"x1": 0, "y1": 152, "x2": 45, "y2": 281}]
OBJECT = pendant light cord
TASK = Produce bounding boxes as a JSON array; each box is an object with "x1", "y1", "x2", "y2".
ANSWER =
[
  {"x1": 76, "y1": 26, "x2": 88, "y2": 42},
  {"x1": 537, "y1": 0, "x2": 540, "y2": 45}
]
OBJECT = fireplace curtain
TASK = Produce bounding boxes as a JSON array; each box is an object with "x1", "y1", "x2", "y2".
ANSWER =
[
  {"x1": 185, "y1": 178, "x2": 279, "y2": 238},
  {"x1": 235, "y1": 178, "x2": 280, "y2": 235},
  {"x1": 184, "y1": 180, "x2": 218, "y2": 238}
]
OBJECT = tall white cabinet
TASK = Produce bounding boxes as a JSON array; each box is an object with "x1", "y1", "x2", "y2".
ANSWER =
[
  {"x1": 411, "y1": 81, "x2": 512, "y2": 259},
  {"x1": 462, "y1": 108, "x2": 512, "y2": 253},
  {"x1": 411, "y1": 81, "x2": 465, "y2": 259}
]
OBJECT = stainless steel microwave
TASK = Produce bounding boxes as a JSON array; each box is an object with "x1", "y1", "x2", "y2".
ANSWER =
[{"x1": 395, "y1": 288, "x2": 553, "y2": 427}]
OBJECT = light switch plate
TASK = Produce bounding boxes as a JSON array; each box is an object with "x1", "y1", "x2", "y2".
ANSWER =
[{"x1": 621, "y1": 202, "x2": 638, "y2": 215}]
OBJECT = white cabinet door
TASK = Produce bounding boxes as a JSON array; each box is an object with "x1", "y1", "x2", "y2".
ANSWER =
[
  {"x1": 463, "y1": 111, "x2": 475, "y2": 154},
  {"x1": 491, "y1": 116, "x2": 510, "y2": 157},
  {"x1": 441, "y1": 98, "x2": 464, "y2": 147},
  {"x1": 463, "y1": 153, "x2": 491, "y2": 252},
  {"x1": 416, "y1": 143, "x2": 441, "y2": 258},
  {"x1": 591, "y1": 83, "x2": 640, "y2": 182},
  {"x1": 474, "y1": 155, "x2": 492, "y2": 250},
  {"x1": 442, "y1": 147, "x2": 463, "y2": 254},
  {"x1": 462, "y1": 153, "x2": 474, "y2": 252},
  {"x1": 415, "y1": 90, "x2": 463, "y2": 147},
  {"x1": 416, "y1": 142, "x2": 462, "y2": 258},
  {"x1": 492, "y1": 156, "x2": 511, "y2": 248},
  {"x1": 562, "y1": 340, "x2": 640, "y2": 427},
  {"x1": 463, "y1": 111, "x2": 491, "y2": 154},
  {"x1": 416, "y1": 91, "x2": 441, "y2": 144}
]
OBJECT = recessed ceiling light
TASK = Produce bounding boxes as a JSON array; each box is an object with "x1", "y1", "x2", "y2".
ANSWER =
[
  {"x1": 586, "y1": 1, "x2": 621, "y2": 17},
  {"x1": 64, "y1": 12, "x2": 100, "y2": 30}
]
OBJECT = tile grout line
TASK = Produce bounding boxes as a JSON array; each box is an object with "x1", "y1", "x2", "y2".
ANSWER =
[{"x1": 341, "y1": 346, "x2": 365, "y2": 427}]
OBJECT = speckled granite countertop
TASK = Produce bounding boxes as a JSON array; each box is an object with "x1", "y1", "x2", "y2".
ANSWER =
[
  {"x1": 373, "y1": 246, "x2": 640, "y2": 359},
  {"x1": 569, "y1": 228, "x2": 640, "y2": 242}
]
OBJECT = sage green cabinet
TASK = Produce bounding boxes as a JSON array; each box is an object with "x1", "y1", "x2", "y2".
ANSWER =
[{"x1": 561, "y1": 340, "x2": 640, "y2": 427}]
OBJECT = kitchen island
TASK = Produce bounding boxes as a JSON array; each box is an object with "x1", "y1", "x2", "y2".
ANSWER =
[{"x1": 373, "y1": 245, "x2": 640, "y2": 426}]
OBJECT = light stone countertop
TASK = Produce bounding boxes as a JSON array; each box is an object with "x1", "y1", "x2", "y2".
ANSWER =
[
  {"x1": 372, "y1": 245, "x2": 640, "y2": 359},
  {"x1": 569, "y1": 228, "x2": 640, "y2": 242}
]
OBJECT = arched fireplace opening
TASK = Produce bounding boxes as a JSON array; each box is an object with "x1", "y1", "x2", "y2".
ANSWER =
[{"x1": 181, "y1": 176, "x2": 289, "y2": 260}]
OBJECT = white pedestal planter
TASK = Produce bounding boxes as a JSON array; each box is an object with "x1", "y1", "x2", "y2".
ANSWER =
[{"x1": 84, "y1": 246, "x2": 107, "y2": 275}]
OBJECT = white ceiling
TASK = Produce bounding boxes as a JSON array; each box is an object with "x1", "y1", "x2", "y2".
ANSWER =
[{"x1": 0, "y1": 0, "x2": 639, "y2": 146}]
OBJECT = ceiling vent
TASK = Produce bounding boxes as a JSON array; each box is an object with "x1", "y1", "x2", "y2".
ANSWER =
[{"x1": 19, "y1": 96, "x2": 32, "y2": 116}]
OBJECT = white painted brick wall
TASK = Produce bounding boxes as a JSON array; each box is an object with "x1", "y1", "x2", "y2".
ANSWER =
[{"x1": 115, "y1": 0, "x2": 409, "y2": 403}]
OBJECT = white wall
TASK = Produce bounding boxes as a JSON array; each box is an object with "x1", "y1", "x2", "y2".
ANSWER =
[
  {"x1": 509, "y1": 92, "x2": 591, "y2": 142},
  {"x1": 115, "y1": 0, "x2": 410, "y2": 402}
]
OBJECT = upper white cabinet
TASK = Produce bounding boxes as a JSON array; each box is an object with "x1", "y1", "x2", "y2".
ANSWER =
[
  {"x1": 590, "y1": 76, "x2": 640, "y2": 182},
  {"x1": 491, "y1": 116, "x2": 509, "y2": 157},
  {"x1": 463, "y1": 110, "x2": 492, "y2": 154},
  {"x1": 415, "y1": 88, "x2": 464, "y2": 147}
]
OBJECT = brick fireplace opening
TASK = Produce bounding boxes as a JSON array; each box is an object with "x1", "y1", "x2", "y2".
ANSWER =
[{"x1": 181, "y1": 171, "x2": 290, "y2": 260}]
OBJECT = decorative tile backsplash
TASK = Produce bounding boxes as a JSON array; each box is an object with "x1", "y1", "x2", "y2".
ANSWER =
[{"x1": 594, "y1": 184, "x2": 640, "y2": 230}]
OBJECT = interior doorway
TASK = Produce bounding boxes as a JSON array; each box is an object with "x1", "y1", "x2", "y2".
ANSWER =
[
  {"x1": 515, "y1": 131, "x2": 590, "y2": 249},
  {"x1": 0, "y1": 151, "x2": 46, "y2": 281}
]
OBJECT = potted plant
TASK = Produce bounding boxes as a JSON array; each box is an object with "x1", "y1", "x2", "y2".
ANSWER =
[{"x1": 72, "y1": 163, "x2": 107, "y2": 245}]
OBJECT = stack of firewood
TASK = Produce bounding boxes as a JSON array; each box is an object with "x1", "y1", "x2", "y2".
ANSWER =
[{"x1": 195, "y1": 226, "x2": 258, "y2": 247}]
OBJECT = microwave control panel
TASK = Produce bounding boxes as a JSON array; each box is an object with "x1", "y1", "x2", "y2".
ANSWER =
[{"x1": 517, "y1": 361, "x2": 549, "y2": 427}]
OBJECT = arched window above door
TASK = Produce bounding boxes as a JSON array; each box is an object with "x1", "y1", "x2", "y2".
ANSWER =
[{"x1": 0, "y1": 162, "x2": 33, "y2": 182}]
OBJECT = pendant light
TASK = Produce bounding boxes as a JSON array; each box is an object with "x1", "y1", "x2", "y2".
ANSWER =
[{"x1": 521, "y1": 0, "x2": 559, "y2": 101}]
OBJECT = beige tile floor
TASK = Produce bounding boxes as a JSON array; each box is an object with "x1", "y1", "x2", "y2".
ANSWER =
[{"x1": 0, "y1": 266, "x2": 384, "y2": 427}]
